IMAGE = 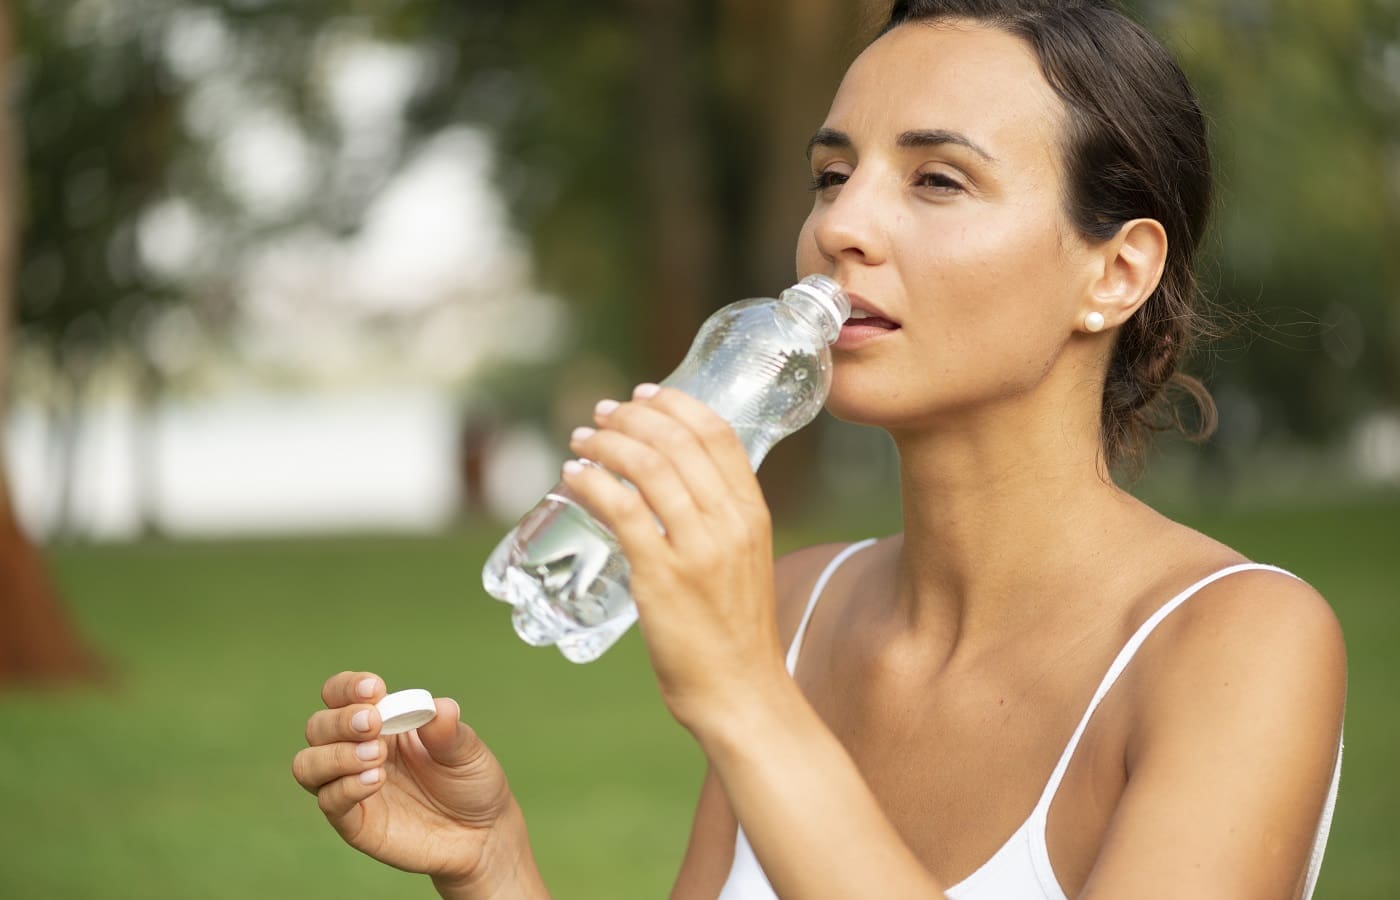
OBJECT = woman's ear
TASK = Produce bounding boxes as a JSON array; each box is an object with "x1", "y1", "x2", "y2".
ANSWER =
[{"x1": 1084, "y1": 218, "x2": 1168, "y2": 330}]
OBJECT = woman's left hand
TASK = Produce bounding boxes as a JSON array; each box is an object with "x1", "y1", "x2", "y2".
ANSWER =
[{"x1": 562, "y1": 382, "x2": 788, "y2": 735}]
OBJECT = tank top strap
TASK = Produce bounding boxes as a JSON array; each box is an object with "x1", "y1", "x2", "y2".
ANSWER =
[
  {"x1": 784, "y1": 538, "x2": 879, "y2": 675},
  {"x1": 1030, "y1": 562, "x2": 1301, "y2": 818}
]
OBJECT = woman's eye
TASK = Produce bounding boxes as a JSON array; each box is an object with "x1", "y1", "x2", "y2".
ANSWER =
[
  {"x1": 917, "y1": 171, "x2": 964, "y2": 192},
  {"x1": 808, "y1": 170, "x2": 848, "y2": 192}
]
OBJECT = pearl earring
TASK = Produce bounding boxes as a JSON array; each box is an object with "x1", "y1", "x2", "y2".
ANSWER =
[{"x1": 1084, "y1": 311, "x2": 1106, "y2": 333}]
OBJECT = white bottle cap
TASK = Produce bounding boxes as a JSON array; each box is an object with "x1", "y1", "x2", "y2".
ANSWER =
[{"x1": 375, "y1": 688, "x2": 438, "y2": 735}]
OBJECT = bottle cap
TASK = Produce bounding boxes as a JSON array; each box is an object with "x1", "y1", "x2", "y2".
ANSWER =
[{"x1": 375, "y1": 688, "x2": 438, "y2": 735}]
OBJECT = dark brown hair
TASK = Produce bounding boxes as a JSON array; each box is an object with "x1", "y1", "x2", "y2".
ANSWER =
[{"x1": 882, "y1": 0, "x2": 1217, "y2": 472}]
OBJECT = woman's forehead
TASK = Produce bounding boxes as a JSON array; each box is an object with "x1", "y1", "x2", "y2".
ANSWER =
[{"x1": 823, "y1": 22, "x2": 1065, "y2": 163}]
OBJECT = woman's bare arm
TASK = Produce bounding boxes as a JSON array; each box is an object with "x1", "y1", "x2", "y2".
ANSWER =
[
  {"x1": 672, "y1": 541, "x2": 948, "y2": 899},
  {"x1": 693, "y1": 674, "x2": 947, "y2": 898},
  {"x1": 1078, "y1": 570, "x2": 1346, "y2": 899},
  {"x1": 669, "y1": 766, "x2": 739, "y2": 900},
  {"x1": 668, "y1": 542, "x2": 863, "y2": 900}
]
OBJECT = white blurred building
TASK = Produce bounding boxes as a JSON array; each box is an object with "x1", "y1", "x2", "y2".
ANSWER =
[{"x1": 4, "y1": 385, "x2": 565, "y2": 539}]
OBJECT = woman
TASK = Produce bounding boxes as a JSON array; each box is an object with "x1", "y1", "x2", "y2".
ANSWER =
[{"x1": 291, "y1": 2, "x2": 1346, "y2": 897}]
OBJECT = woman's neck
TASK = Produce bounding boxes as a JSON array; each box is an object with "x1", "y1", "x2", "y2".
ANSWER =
[{"x1": 885, "y1": 408, "x2": 1149, "y2": 656}]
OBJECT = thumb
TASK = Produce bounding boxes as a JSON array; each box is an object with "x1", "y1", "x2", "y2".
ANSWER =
[{"x1": 416, "y1": 697, "x2": 487, "y2": 769}]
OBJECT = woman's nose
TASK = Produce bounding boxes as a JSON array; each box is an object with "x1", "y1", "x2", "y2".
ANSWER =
[{"x1": 811, "y1": 174, "x2": 887, "y2": 267}]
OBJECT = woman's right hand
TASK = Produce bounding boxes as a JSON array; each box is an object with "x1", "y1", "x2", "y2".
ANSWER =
[{"x1": 291, "y1": 671, "x2": 520, "y2": 893}]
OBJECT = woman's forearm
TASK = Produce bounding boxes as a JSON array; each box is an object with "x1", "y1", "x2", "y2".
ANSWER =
[
  {"x1": 693, "y1": 677, "x2": 947, "y2": 900},
  {"x1": 433, "y1": 797, "x2": 552, "y2": 900}
]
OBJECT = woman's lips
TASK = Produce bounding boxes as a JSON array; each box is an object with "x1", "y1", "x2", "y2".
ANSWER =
[{"x1": 835, "y1": 320, "x2": 901, "y2": 350}]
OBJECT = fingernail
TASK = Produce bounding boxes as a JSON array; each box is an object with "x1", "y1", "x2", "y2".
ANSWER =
[
  {"x1": 351, "y1": 710, "x2": 371, "y2": 732},
  {"x1": 359, "y1": 767, "x2": 381, "y2": 785},
  {"x1": 632, "y1": 383, "x2": 660, "y2": 399},
  {"x1": 595, "y1": 399, "x2": 619, "y2": 416},
  {"x1": 356, "y1": 677, "x2": 377, "y2": 698},
  {"x1": 563, "y1": 459, "x2": 584, "y2": 476},
  {"x1": 356, "y1": 740, "x2": 380, "y2": 761},
  {"x1": 571, "y1": 426, "x2": 596, "y2": 442}
]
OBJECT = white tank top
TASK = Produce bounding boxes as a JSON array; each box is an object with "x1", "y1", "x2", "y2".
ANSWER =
[{"x1": 717, "y1": 538, "x2": 1343, "y2": 899}]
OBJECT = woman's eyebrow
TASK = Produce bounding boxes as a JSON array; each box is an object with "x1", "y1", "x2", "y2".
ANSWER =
[
  {"x1": 806, "y1": 127, "x2": 852, "y2": 160},
  {"x1": 806, "y1": 127, "x2": 996, "y2": 163},
  {"x1": 897, "y1": 129, "x2": 996, "y2": 163}
]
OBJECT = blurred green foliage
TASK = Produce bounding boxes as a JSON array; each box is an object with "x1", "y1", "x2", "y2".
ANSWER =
[
  {"x1": 0, "y1": 494, "x2": 1395, "y2": 897},
  {"x1": 10, "y1": 0, "x2": 1399, "y2": 479},
  {"x1": 14, "y1": 0, "x2": 184, "y2": 377},
  {"x1": 1162, "y1": 0, "x2": 1400, "y2": 442}
]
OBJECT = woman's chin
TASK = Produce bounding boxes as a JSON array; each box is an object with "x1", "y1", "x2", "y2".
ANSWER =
[{"x1": 823, "y1": 391, "x2": 902, "y2": 429}]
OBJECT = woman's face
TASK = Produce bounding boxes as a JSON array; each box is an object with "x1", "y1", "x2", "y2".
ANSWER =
[{"x1": 797, "y1": 21, "x2": 1100, "y2": 431}]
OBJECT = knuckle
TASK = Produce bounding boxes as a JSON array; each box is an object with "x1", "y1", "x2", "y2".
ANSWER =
[
  {"x1": 316, "y1": 783, "x2": 339, "y2": 815},
  {"x1": 729, "y1": 510, "x2": 764, "y2": 545},
  {"x1": 700, "y1": 414, "x2": 735, "y2": 443},
  {"x1": 291, "y1": 751, "x2": 308, "y2": 785},
  {"x1": 340, "y1": 741, "x2": 366, "y2": 770},
  {"x1": 618, "y1": 489, "x2": 648, "y2": 518},
  {"x1": 341, "y1": 705, "x2": 365, "y2": 735},
  {"x1": 610, "y1": 401, "x2": 636, "y2": 425},
  {"x1": 634, "y1": 449, "x2": 667, "y2": 479},
  {"x1": 322, "y1": 671, "x2": 351, "y2": 706},
  {"x1": 659, "y1": 427, "x2": 693, "y2": 456},
  {"x1": 664, "y1": 387, "x2": 700, "y2": 415}
]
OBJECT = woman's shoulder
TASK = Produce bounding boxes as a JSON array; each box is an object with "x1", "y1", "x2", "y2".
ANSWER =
[
  {"x1": 1121, "y1": 524, "x2": 1347, "y2": 764},
  {"x1": 772, "y1": 538, "x2": 883, "y2": 654},
  {"x1": 1129, "y1": 520, "x2": 1342, "y2": 660},
  {"x1": 1120, "y1": 511, "x2": 1335, "y2": 629}
]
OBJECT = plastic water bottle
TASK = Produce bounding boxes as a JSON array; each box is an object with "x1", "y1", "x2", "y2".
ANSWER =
[{"x1": 481, "y1": 274, "x2": 851, "y2": 663}]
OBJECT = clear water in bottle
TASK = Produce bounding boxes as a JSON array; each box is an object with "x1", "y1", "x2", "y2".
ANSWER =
[{"x1": 481, "y1": 275, "x2": 850, "y2": 662}]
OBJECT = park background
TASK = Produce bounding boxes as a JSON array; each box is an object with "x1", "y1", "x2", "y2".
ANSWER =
[{"x1": 1, "y1": 0, "x2": 1397, "y2": 897}]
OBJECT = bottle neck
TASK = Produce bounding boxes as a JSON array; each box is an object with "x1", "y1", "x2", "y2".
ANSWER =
[{"x1": 781, "y1": 275, "x2": 850, "y2": 344}]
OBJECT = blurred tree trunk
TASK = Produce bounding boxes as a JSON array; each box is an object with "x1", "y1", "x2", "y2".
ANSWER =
[
  {"x1": 724, "y1": 0, "x2": 864, "y2": 517},
  {"x1": 49, "y1": 353, "x2": 102, "y2": 542},
  {"x1": 132, "y1": 355, "x2": 165, "y2": 538},
  {"x1": 0, "y1": 7, "x2": 101, "y2": 685},
  {"x1": 631, "y1": 0, "x2": 721, "y2": 374}
]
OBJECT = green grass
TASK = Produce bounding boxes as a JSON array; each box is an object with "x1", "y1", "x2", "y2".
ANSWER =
[{"x1": 0, "y1": 493, "x2": 1396, "y2": 898}]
